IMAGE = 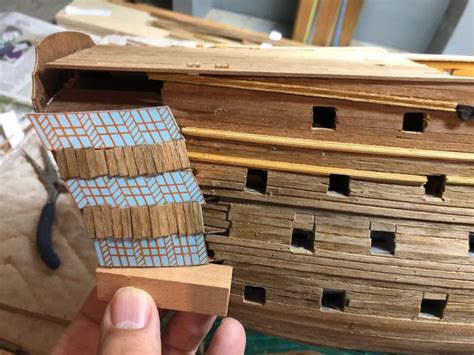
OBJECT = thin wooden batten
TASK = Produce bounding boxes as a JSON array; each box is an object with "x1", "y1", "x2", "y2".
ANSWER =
[
  {"x1": 182, "y1": 127, "x2": 474, "y2": 163},
  {"x1": 149, "y1": 73, "x2": 459, "y2": 112},
  {"x1": 187, "y1": 151, "x2": 474, "y2": 186}
]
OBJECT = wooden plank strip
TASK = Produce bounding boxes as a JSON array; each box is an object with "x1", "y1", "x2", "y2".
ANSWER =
[
  {"x1": 105, "y1": 148, "x2": 119, "y2": 176},
  {"x1": 312, "y1": 0, "x2": 341, "y2": 46},
  {"x1": 151, "y1": 73, "x2": 458, "y2": 112},
  {"x1": 187, "y1": 151, "x2": 474, "y2": 186},
  {"x1": 338, "y1": 0, "x2": 364, "y2": 46},
  {"x1": 63, "y1": 148, "x2": 79, "y2": 177},
  {"x1": 96, "y1": 264, "x2": 233, "y2": 316},
  {"x1": 114, "y1": 147, "x2": 129, "y2": 176},
  {"x1": 133, "y1": 145, "x2": 148, "y2": 175},
  {"x1": 123, "y1": 146, "x2": 139, "y2": 177},
  {"x1": 75, "y1": 148, "x2": 90, "y2": 178},
  {"x1": 292, "y1": 0, "x2": 318, "y2": 42}
]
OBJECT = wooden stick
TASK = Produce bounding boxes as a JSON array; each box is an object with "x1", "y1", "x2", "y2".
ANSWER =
[
  {"x1": 96, "y1": 264, "x2": 233, "y2": 316},
  {"x1": 182, "y1": 127, "x2": 474, "y2": 162}
]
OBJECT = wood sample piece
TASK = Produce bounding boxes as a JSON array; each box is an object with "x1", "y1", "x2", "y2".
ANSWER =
[{"x1": 96, "y1": 264, "x2": 233, "y2": 316}]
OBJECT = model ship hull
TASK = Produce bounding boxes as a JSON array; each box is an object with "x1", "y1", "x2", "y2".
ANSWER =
[{"x1": 32, "y1": 32, "x2": 474, "y2": 352}]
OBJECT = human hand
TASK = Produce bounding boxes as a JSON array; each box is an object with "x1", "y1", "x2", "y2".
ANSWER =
[{"x1": 51, "y1": 287, "x2": 246, "y2": 355}]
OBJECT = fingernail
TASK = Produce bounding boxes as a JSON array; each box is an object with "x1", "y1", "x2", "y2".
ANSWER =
[{"x1": 110, "y1": 287, "x2": 151, "y2": 329}]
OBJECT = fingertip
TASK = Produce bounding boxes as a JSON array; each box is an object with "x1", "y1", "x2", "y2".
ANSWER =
[
  {"x1": 220, "y1": 317, "x2": 246, "y2": 340},
  {"x1": 206, "y1": 317, "x2": 246, "y2": 355}
]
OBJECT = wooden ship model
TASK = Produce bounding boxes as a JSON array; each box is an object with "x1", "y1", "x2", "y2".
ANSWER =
[{"x1": 30, "y1": 32, "x2": 473, "y2": 352}]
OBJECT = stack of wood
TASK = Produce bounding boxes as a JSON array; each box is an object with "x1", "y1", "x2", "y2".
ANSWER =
[
  {"x1": 293, "y1": 0, "x2": 364, "y2": 45},
  {"x1": 56, "y1": 0, "x2": 301, "y2": 46},
  {"x1": 32, "y1": 32, "x2": 474, "y2": 352}
]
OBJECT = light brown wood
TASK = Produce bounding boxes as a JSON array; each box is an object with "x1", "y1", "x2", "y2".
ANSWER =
[
  {"x1": 312, "y1": 0, "x2": 341, "y2": 46},
  {"x1": 111, "y1": 0, "x2": 301, "y2": 46},
  {"x1": 46, "y1": 43, "x2": 474, "y2": 82},
  {"x1": 81, "y1": 203, "x2": 205, "y2": 239},
  {"x1": 188, "y1": 151, "x2": 474, "y2": 186},
  {"x1": 96, "y1": 264, "x2": 233, "y2": 316},
  {"x1": 292, "y1": 0, "x2": 318, "y2": 42},
  {"x1": 32, "y1": 31, "x2": 95, "y2": 111},
  {"x1": 182, "y1": 127, "x2": 474, "y2": 162},
  {"x1": 153, "y1": 73, "x2": 458, "y2": 112},
  {"x1": 338, "y1": 0, "x2": 364, "y2": 46}
]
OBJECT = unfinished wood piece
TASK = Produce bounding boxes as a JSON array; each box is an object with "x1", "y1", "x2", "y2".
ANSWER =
[
  {"x1": 123, "y1": 146, "x2": 139, "y2": 177},
  {"x1": 75, "y1": 148, "x2": 90, "y2": 178},
  {"x1": 82, "y1": 203, "x2": 205, "y2": 239},
  {"x1": 292, "y1": 0, "x2": 318, "y2": 42},
  {"x1": 312, "y1": 0, "x2": 341, "y2": 46},
  {"x1": 32, "y1": 31, "x2": 95, "y2": 111},
  {"x1": 47, "y1": 42, "x2": 472, "y2": 82},
  {"x1": 111, "y1": 0, "x2": 301, "y2": 46},
  {"x1": 182, "y1": 127, "x2": 474, "y2": 163},
  {"x1": 96, "y1": 264, "x2": 233, "y2": 316},
  {"x1": 152, "y1": 73, "x2": 459, "y2": 112},
  {"x1": 338, "y1": 0, "x2": 364, "y2": 46},
  {"x1": 56, "y1": 0, "x2": 169, "y2": 39},
  {"x1": 114, "y1": 147, "x2": 128, "y2": 176}
]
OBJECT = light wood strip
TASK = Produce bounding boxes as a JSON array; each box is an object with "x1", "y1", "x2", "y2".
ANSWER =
[
  {"x1": 82, "y1": 203, "x2": 204, "y2": 239},
  {"x1": 97, "y1": 264, "x2": 233, "y2": 317},
  {"x1": 150, "y1": 73, "x2": 459, "y2": 112},
  {"x1": 187, "y1": 151, "x2": 474, "y2": 186},
  {"x1": 182, "y1": 127, "x2": 474, "y2": 163}
]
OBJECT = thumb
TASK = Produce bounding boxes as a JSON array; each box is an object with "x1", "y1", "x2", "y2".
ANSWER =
[{"x1": 98, "y1": 287, "x2": 161, "y2": 355}]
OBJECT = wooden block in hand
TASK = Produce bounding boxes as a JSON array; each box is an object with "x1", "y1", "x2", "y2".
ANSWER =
[{"x1": 96, "y1": 264, "x2": 233, "y2": 316}]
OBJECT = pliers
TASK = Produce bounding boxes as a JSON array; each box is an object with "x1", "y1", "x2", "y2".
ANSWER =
[{"x1": 23, "y1": 146, "x2": 67, "y2": 270}]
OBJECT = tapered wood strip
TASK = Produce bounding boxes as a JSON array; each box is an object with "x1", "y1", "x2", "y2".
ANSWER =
[
  {"x1": 96, "y1": 264, "x2": 233, "y2": 316},
  {"x1": 85, "y1": 148, "x2": 98, "y2": 177},
  {"x1": 151, "y1": 144, "x2": 166, "y2": 172},
  {"x1": 101, "y1": 205, "x2": 113, "y2": 237},
  {"x1": 64, "y1": 148, "x2": 79, "y2": 177},
  {"x1": 74, "y1": 148, "x2": 89, "y2": 178},
  {"x1": 181, "y1": 127, "x2": 474, "y2": 163},
  {"x1": 142, "y1": 145, "x2": 158, "y2": 174},
  {"x1": 165, "y1": 204, "x2": 179, "y2": 236},
  {"x1": 93, "y1": 207, "x2": 106, "y2": 238},
  {"x1": 54, "y1": 150, "x2": 69, "y2": 178},
  {"x1": 123, "y1": 146, "x2": 138, "y2": 177},
  {"x1": 81, "y1": 203, "x2": 204, "y2": 238},
  {"x1": 95, "y1": 149, "x2": 108, "y2": 176},
  {"x1": 151, "y1": 73, "x2": 459, "y2": 112},
  {"x1": 82, "y1": 207, "x2": 95, "y2": 238},
  {"x1": 174, "y1": 203, "x2": 187, "y2": 236},
  {"x1": 111, "y1": 207, "x2": 123, "y2": 238},
  {"x1": 133, "y1": 145, "x2": 148, "y2": 175},
  {"x1": 162, "y1": 141, "x2": 180, "y2": 171},
  {"x1": 139, "y1": 206, "x2": 152, "y2": 238},
  {"x1": 176, "y1": 140, "x2": 191, "y2": 169},
  {"x1": 157, "y1": 205, "x2": 173, "y2": 236},
  {"x1": 105, "y1": 148, "x2": 119, "y2": 176},
  {"x1": 192, "y1": 202, "x2": 204, "y2": 234},
  {"x1": 121, "y1": 208, "x2": 132, "y2": 238},
  {"x1": 149, "y1": 205, "x2": 162, "y2": 237},
  {"x1": 114, "y1": 147, "x2": 129, "y2": 176},
  {"x1": 130, "y1": 207, "x2": 142, "y2": 239}
]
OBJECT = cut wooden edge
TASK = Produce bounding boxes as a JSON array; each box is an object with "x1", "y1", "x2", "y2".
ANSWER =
[
  {"x1": 187, "y1": 151, "x2": 474, "y2": 186},
  {"x1": 32, "y1": 31, "x2": 95, "y2": 112},
  {"x1": 182, "y1": 127, "x2": 474, "y2": 163},
  {"x1": 148, "y1": 73, "x2": 459, "y2": 112},
  {"x1": 96, "y1": 264, "x2": 233, "y2": 316}
]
